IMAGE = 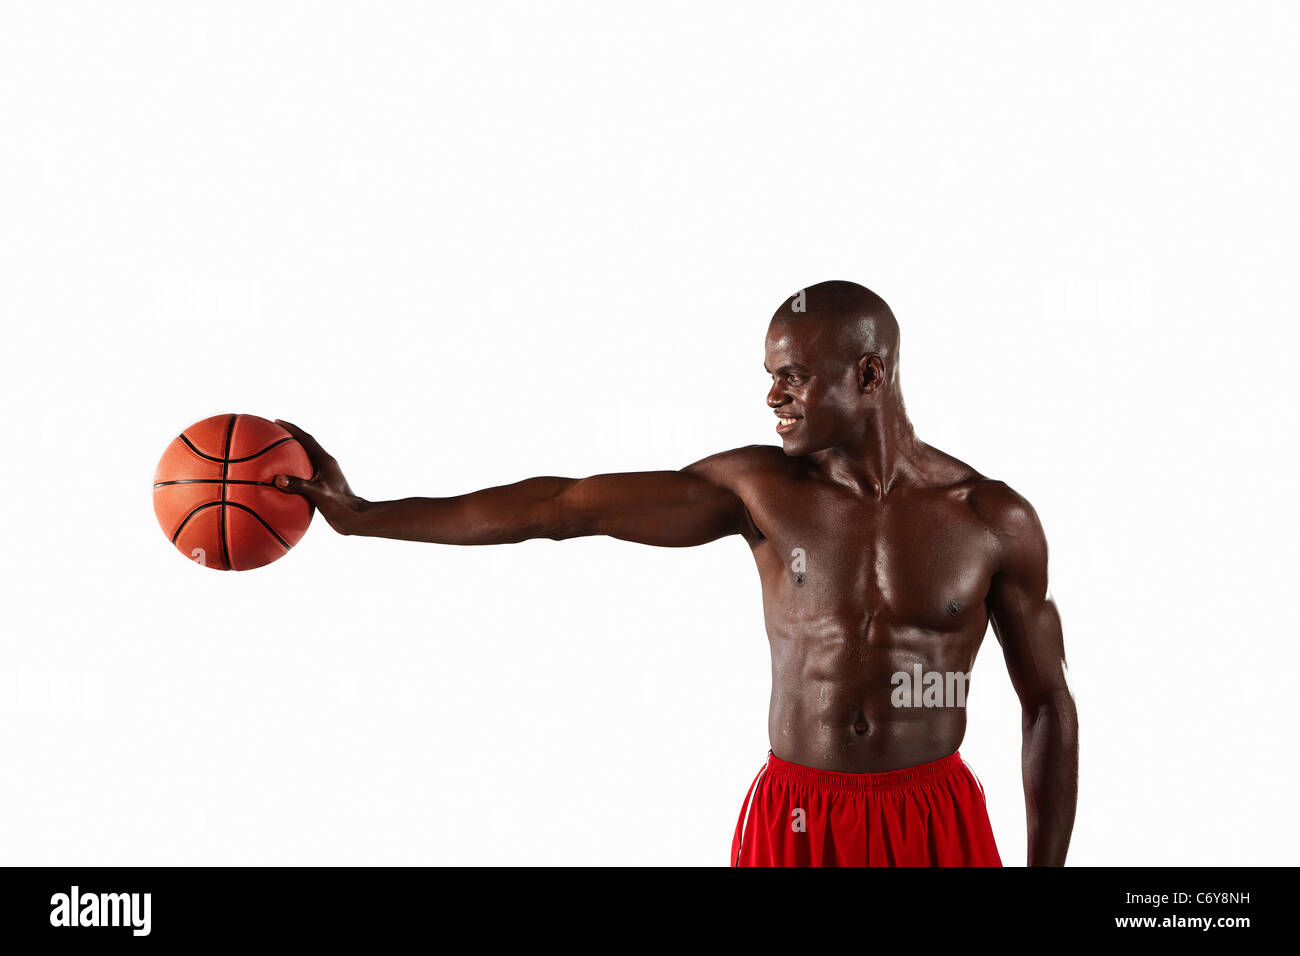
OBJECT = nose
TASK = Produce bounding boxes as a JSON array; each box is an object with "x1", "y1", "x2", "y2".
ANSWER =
[{"x1": 767, "y1": 378, "x2": 789, "y2": 408}]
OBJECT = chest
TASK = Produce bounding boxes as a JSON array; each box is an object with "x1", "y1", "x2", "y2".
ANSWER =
[{"x1": 749, "y1": 486, "x2": 997, "y2": 631}]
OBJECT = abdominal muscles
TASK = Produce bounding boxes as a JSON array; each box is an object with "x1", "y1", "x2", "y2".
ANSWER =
[{"x1": 766, "y1": 611, "x2": 981, "y2": 773}]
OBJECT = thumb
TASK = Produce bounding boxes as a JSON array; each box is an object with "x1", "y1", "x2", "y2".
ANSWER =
[{"x1": 274, "y1": 473, "x2": 318, "y2": 496}]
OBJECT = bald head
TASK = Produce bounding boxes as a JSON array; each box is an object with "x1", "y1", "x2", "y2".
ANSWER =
[
  {"x1": 765, "y1": 281, "x2": 909, "y2": 455},
  {"x1": 774, "y1": 280, "x2": 900, "y2": 365}
]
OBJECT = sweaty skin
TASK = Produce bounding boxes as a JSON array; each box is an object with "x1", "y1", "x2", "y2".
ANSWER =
[{"x1": 276, "y1": 280, "x2": 1079, "y2": 865}]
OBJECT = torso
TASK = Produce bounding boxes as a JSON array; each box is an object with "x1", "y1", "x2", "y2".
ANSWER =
[{"x1": 723, "y1": 445, "x2": 1005, "y2": 772}]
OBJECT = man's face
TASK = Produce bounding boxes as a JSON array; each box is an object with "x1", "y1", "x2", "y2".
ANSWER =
[{"x1": 764, "y1": 318, "x2": 862, "y2": 457}]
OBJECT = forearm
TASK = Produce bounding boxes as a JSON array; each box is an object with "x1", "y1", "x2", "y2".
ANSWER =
[
  {"x1": 1021, "y1": 690, "x2": 1079, "y2": 866},
  {"x1": 338, "y1": 477, "x2": 576, "y2": 544}
]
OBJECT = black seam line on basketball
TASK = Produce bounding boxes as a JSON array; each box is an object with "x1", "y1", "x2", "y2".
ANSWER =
[
  {"x1": 171, "y1": 501, "x2": 221, "y2": 544},
  {"x1": 167, "y1": 500, "x2": 292, "y2": 552},
  {"x1": 178, "y1": 433, "x2": 224, "y2": 462},
  {"x1": 223, "y1": 501, "x2": 292, "y2": 551},
  {"x1": 154, "y1": 479, "x2": 277, "y2": 488},
  {"x1": 219, "y1": 414, "x2": 236, "y2": 571},
  {"x1": 226, "y1": 436, "x2": 293, "y2": 462},
  {"x1": 178, "y1": 433, "x2": 294, "y2": 464}
]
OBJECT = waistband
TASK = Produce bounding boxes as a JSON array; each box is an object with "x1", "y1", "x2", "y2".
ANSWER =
[{"x1": 763, "y1": 750, "x2": 966, "y2": 793}]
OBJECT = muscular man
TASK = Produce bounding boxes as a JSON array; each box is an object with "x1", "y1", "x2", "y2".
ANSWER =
[{"x1": 275, "y1": 280, "x2": 1078, "y2": 866}]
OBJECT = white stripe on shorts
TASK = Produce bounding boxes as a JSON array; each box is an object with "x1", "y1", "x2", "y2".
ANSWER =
[{"x1": 734, "y1": 756, "x2": 771, "y2": 865}]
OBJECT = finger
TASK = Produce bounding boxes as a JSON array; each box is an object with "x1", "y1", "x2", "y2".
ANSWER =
[{"x1": 275, "y1": 419, "x2": 331, "y2": 462}]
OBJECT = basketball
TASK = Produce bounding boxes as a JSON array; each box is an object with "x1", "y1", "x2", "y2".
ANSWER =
[{"x1": 153, "y1": 414, "x2": 314, "y2": 571}]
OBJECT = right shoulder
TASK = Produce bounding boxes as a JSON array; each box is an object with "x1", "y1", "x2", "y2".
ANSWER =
[
  {"x1": 682, "y1": 444, "x2": 791, "y2": 486},
  {"x1": 681, "y1": 445, "x2": 788, "y2": 544}
]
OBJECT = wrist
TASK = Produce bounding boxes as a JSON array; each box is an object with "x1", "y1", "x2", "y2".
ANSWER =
[{"x1": 327, "y1": 494, "x2": 370, "y2": 536}]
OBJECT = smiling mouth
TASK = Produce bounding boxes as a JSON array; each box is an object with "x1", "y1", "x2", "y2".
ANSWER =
[{"x1": 775, "y1": 415, "x2": 802, "y2": 435}]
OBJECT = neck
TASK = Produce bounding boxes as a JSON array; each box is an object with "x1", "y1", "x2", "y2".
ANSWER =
[{"x1": 814, "y1": 395, "x2": 922, "y2": 498}]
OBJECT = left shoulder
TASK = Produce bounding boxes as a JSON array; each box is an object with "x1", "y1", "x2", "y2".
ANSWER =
[
  {"x1": 918, "y1": 444, "x2": 1048, "y2": 570},
  {"x1": 915, "y1": 444, "x2": 1048, "y2": 561},
  {"x1": 959, "y1": 477, "x2": 1049, "y2": 581},
  {"x1": 966, "y1": 478, "x2": 1044, "y2": 538},
  {"x1": 916, "y1": 445, "x2": 1040, "y2": 535}
]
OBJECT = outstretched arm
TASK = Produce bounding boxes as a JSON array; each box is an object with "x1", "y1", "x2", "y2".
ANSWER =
[
  {"x1": 272, "y1": 421, "x2": 750, "y2": 547},
  {"x1": 984, "y1": 485, "x2": 1078, "y2": 866}
]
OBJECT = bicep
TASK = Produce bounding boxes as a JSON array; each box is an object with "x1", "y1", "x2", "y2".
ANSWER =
[
  {"x1": 986, "y1": 495, "x2": 1070, "y2": 708},
  {"x1": 556, "y1": 469, "x2": 748, "y2": 547}
]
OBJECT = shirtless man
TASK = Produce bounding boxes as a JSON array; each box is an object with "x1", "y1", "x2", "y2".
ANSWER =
[{"x1": 275, "y1": 280, "x2": 1078, "y2": 866}]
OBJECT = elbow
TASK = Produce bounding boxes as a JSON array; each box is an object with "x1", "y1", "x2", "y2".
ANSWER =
[
  {"x1": 1022, "y1": 688, "x2": 1078, "y2": 740},
  {"x1": 544, "y1": 511, "x2": 595, "y2": 541},
  {"x1": 541, "y1": 478, "x2": 592, "y2": 540},
  {"x1": 541, "y1": 524, "x2": 581, "y2": 542}
]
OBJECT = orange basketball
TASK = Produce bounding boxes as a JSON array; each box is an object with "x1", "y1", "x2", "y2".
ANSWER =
[{"x1": 153, "y1": 414, "x2": 314, "y2": 571}]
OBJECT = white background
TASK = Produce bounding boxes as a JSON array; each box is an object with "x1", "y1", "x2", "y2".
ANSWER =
[{"x1": 2, "y1": 1, "x2": 1296, "y2": 865}]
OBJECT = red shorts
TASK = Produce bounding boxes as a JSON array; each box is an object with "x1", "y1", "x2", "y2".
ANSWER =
[{"x1": 731, "y1": 750, "x2": 1002, "y2": 866}]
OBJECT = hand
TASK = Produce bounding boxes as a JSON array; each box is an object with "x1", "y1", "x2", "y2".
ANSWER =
[{"x1": 273, "y1": 420, "x2": 366, "y2": 534}]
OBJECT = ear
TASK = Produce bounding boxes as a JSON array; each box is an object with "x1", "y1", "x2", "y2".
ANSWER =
[{"x1": 856, "y1": 354, "x2": 885, "y2": 393}]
